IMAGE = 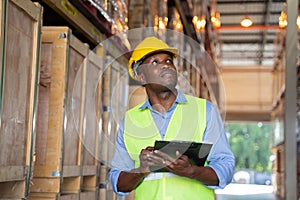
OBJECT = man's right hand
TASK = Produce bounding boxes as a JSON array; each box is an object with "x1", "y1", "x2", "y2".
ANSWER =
[
  {"x1": 117, "y1": 146, "x2": 164, "y2": 192},
  {"x1": 139, "y1": 146, "x2": 169, "y2": 173}
]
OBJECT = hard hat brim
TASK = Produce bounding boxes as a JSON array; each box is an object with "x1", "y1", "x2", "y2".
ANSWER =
[{"x1": 136, "y1": 48, "x2": 178, "y2": 63}]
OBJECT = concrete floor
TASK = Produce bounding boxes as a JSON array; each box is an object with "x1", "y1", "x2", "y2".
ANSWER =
[{"x1": 215, "y1": 184, "x2": 276, "y2": 200}]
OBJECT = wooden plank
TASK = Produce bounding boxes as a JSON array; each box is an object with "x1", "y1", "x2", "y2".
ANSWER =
[
  {"x1": 82, "y1": 175, "x2": 97, "y2": 191},
  {"x1": 80, "y1": 49, "x2": 102, "y2": 193},
  {"x1": 0, "y1": 0, "x2": 42, "y2": 198},
  {"x1": 0, "y1": 0, "x2": 38, "y2": 168},
  {"x1": 0, "y1": 1, "x2": 4, "y2": 83},
  {"x1": 35, "y1": 27, "x2": 70, "y2": 173},
  {"x1": 61, "y1": 177, "x2": 80, "y2": 194},
  {"x1": 63, "y1": 34, "x2": 88, "y2": 168},
  {"x1": 80, "y1": 191, "x2": 96, "y2": 199},
  {"x1": 99, "y1": 63, "x2": 111, "y2": 199},
  {"x1": 108, "y1": 63, "x2": 121, "y2": 163},
  {"x1": 28, "y1": 192, "x2": 58, "y2": 199},
  {"x1": 0, "y1": 181, "x2": 26, "y2": 198},
  {"x1": 0, "y1": 166, "x2": 26, "y2": 182},
  {"x1": 32, "y1": 165, "x2": 61, "y2": 178},
  {"x1": 82, "y1": 166, "x2": 97, "y2": 176},
  {"x1": 35, "y1": 42, "x2": 52, "y2": 166},
  {"x1": 46, "y1": 27, "x2": 68, "y2": 165},
  {"x1": 128, "y1": 86, "x2": 146, "y2": 109},
  {"x1": 59, "y1": 194, "x2": 79, "y2": 200},
  {"x1": 30, "y1": 178, "x2": 60, "y2": 193},
  {"x1": 63, "y1": 166, "x2": 81, "y2": 177},
  {"x1": 28, "y1": 192, "x2": 79, "y2": 200},
  {"x1": 11, "y1": 0, "x2": 42, "y2": 20},
  {"x1": 82, "y1": 50, "x2": 102, "y2": 166}
]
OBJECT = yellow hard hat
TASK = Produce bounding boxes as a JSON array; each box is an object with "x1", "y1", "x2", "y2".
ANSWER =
[{"x1": 128, "y1": 36, "x2": 178, "y2": 80}]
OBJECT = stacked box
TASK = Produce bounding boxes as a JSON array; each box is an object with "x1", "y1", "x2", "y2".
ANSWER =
[
  {"x1": 29, "y1": 27, "x2": 88, "y2": 199},
  {"x1": 0, "y1": 0, "x2": 42, "y2": 199}
]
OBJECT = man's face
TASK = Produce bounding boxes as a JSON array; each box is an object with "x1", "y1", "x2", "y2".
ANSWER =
[{"x1": 138, "y1": 53, "x2": 178, "y2": 91}]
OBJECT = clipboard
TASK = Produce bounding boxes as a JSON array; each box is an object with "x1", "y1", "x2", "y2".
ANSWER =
[{"x1": 150, "y1": 140, "x2": 212, "y2": 172}]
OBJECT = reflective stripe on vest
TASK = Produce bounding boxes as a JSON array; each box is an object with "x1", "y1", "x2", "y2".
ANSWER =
[{"x1": 124, "y1": 95, "x2": 214, "y2": 200}]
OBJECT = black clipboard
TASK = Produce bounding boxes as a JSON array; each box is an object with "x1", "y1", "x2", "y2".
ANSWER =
[{"x1": 150, "y1": 140, "x2": 212, "y2": 172}]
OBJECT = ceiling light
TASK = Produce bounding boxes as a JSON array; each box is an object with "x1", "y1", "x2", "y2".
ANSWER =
[
  {"x1": 297, "y1": 15, "x2": 300, "y2": 29},
  {"x1": 278, "y1": 10, "x2": 287, "y2": 28},
  {"x1": 198, "y1": 17, "x2": 206, "y2": 29},
  {"x1": 158, "y1": 17, "x2": 165, "y2": 29},
  {"x1": 176, "y1": 21, "x2": 182, "y2": 30},
  {"x1": 193, "y1": 15, "x2": 206, "y2": 32},
  {"x1": 193, "y1": 16, "x2": 198, "y2": 25},
  {"x1": 211, "y1": 12, "x2": 221, "y2": 28},
  {"x1": 240, "y1": 16, "x2": 253, "y2": 27}
]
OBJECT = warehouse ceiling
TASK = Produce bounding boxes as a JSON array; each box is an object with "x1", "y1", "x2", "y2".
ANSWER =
[
  {"x1": 208, "y1": 0, "x2": 287, "y2": 122},
  {"x1": 214, "y1": 0, "x2": 286, "y2": 67}
]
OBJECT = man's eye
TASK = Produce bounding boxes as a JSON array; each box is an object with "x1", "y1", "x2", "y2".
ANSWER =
[
  {"x1": 151, "y1": 60, "x2": 158, "y2": 65},
  {"x1": 166, "y1": 59, "x2": 173, "y2": 64}
]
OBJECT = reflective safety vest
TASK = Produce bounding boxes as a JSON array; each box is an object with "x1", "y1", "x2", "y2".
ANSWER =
[{"x1": 124, "y1": 95, "x2": 215, "y2": 200}]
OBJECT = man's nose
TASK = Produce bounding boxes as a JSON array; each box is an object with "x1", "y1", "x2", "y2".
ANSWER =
[{"x1": 160, "y1": 61, "x2": 174, "y2": 69}]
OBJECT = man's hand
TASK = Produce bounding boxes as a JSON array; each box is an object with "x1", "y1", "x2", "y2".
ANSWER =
[
  {"x1": 153, "y1": 150, "x2": 194, "y2": 176},
  {"x1": 117, "y1": 146, "x2": 170, "y2": 192},
  {"x1": 139, "y1": 146, "x2": 167, "y2": 173},
  {"x1": 153, "y1": 149, "x2": 219, "y2": 186}
]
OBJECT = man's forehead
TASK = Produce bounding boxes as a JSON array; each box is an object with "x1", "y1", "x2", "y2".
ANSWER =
[{"x1": 144, "y1": 52, "x2": 173, "y2": 61}]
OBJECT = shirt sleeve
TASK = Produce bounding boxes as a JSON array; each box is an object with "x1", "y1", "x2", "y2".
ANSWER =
[
  {"x1": 203, "y1": 101, "x2": 235, "y2": 189},
  {"x1": 108, "y1": 120, "x2": 133, "y2": 196}
]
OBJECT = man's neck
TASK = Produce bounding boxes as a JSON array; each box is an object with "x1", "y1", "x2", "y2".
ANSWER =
[{"x1": 146, "y1": 88, "x2": 177, "y2": 113}]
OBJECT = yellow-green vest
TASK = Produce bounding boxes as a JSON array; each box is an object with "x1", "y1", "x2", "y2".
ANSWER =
[{"x1": 124, "y1": 95, "x2": 215, "y2": 200}]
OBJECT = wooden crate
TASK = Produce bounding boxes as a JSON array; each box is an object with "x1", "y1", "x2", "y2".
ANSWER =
[
  {"x1": 29, "y1": 27, "x2": 88, "y2": 199},
  {"x1": 0, "y1": 0, "x2": 42, "y2": 199},
  {"x1": 80, "y1": 48, "x2": 103, "y2": 197}
]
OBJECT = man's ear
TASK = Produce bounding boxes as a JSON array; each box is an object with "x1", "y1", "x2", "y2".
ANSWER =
[{"x1": 137, "y1": 73, "x2": 146, "y2": 85}]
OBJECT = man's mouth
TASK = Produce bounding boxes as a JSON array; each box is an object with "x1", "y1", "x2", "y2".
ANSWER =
[{"x1": 160, "y1": 69, "x2": 177, "y2": 77}]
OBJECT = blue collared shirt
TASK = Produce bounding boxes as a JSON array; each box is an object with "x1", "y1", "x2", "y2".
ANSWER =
[{"x1": 108, "y1": 91, "x2": 235, "y2": 196}]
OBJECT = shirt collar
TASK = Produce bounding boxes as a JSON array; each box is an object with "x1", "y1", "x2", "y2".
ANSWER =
[{"x1": 139, "y1": 90, "x2": 187, "y2": 110}]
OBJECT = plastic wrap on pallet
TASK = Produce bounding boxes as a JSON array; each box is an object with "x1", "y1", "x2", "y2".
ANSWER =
[
  {"x1": 86, "y1": 0, "x2": 112, "y2": 23},
  {"x1": 85, "y1": 0, "x2": 129, "y2": 35},
  {"x1": 111, "y1": 0, "x2": 128, "y2": 34}
]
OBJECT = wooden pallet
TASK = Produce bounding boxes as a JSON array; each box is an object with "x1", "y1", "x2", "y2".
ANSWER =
[{"x1": 0, "y1": 0, "x2": 42, "y2": 198}]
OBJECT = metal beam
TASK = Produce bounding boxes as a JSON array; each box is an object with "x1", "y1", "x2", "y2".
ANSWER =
[
  {"x1": 216, "y1": 0, "x2": 285, "y2": 4},
  {"x1": 220, "y1": 55, "x2": 274, "y2": 60},
  {"x1": 220, "y1": 11, "x2": 281, "y2": 16},
  {"x1": 217, "y1": 25, "x2": 280, "y2": 30},
  {"x1": 221, "y1": 32, "x2": 277, "y2": 36},
  {"x1": 221, "y1": 39, "x2": 276, "y2": 44},
  {"x1": 225, "y1": 111, "x2": 272, "y2": 122},
  {"x1": 172, "y1": 0, "x2": 199, "y2": 43},
  {"x1": 257, "y1": 0, "x2": 271, "y2": 65},
  {"x1": 284, "y1": 0, "x2": 298, "y2": 199},
  {"x1": 41, "y1": 0, "x2": 105, "y2": 44}
]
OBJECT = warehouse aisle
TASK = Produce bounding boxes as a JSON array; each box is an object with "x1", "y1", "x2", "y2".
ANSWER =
[{"x1": 215, "y1": 183, "x2": 277, "y2": 200}]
